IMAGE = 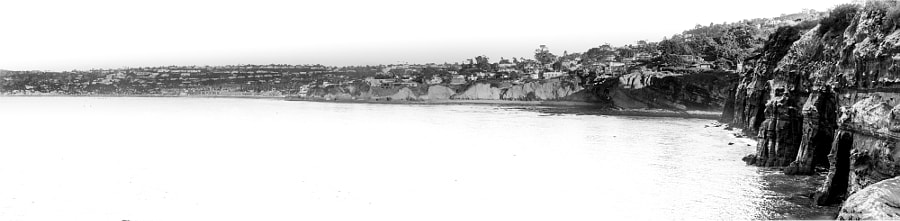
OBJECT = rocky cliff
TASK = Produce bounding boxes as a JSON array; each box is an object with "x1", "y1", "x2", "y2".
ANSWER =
[
  {"x1": 500, "y1": 79, "x2": 583, "y2": 100},
  {"x1": 303, "y1": 72, "x2": 736, "y2": 112},
  {"x1": 452, "y1": 83, "x2": 504, "y2": 100},
  {"x1": 724, "y1": 2, "x2": 900, "y2": 207},
  {"x1": 305, "y1": 74, "x2": 735, "y2": 111},
  {"x1": 611, "y1": 71, "x2": 736, "y2": 111}
]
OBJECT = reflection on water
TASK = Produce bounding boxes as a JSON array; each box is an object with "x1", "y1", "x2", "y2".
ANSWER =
[{"x1": 0, "y1": 97, "x2": 835, "y2": 220}]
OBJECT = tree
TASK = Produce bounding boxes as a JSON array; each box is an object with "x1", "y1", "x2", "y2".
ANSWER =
[
  {"x1": 615, "y1": 48, "x2": 635, "y2": 61},
  {"x1": 534, "y1": 45, "x2": 557, "y2": 67},
  {"x1": 711, "y1": 24, "x2": 761, "y2": 64},
  {"x1": 582, "y1": 47, "x2": 616, "y2": 64},
  {"x1": 658, "y1": 37, "x2": 694, "y2": 56},
  {"x1": 560, "y1": 52, "x2": 581, "y2": 63},
  {"x1": 475, "y1": 55, "x2": 491, "y2": 71}
]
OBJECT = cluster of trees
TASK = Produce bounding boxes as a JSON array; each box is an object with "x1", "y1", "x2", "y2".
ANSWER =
[
  {"x1": 521, "y1": 14, "x2": 822, "y2": 74},
  {"x1": 456, "y1": 43, "x2": 650, "y2": 76},
  {"x1": 654, "y1": 22, "x2": 766, "y2": 68}
]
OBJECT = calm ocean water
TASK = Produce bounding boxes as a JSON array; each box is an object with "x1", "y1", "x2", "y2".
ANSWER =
[{"x1": 0, "y1": 97, "x2": 829, "y2": 220}]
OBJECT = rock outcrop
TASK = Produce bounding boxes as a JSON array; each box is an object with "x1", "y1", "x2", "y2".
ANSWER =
[
  {"x1": 608, "y1": 71, "x2": 737, "y2": 111},
  {"x1": 501, "y1": 79, "x2": 582, "y2": 100},
  {"x1": 424, "y1": 85, "x2": 455, "y2": 100},
  {"x1": 785, "y1": 88, "x2": 838, "y2": 175},
  {"x1": 725, "y1": 2, "x2": 900, "y2": 208},
  {"x1": 305, "y1": 73, "x2": 736, "y2": 112},
  {"x1": 390, "y1": 87, "x2": 419, "y2": 101},
  {"x1": 837, "y1": 176, "x2": 900, "y2": 220},
  {"x1": 452, "y1": 83, "x2": 503, "y2": 100}
]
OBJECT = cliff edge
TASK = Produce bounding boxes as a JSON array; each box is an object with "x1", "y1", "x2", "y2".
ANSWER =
[{"x1": 724, "y1": 1, "x2": 900, "y2": 208}]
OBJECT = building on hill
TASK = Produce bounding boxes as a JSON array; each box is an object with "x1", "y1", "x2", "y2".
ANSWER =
[
  {"x1": 542, "y1": 71, "x2": 566, "y2": 79},
  {"x1": 427, "y1": 75, "x2": 443, "y2": 85},
  {"x1": 691, "y1": 62, "x2": 714, "y2": 70},
  {"x1": 677, "y1": 55, "x2": 705, "y2": 64},
  {"x1": 450, "y1": 75, "x2": 467, "y2": 85}
]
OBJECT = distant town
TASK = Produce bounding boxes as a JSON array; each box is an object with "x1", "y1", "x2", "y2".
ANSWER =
[{"x1": 0, "y1": 9, "x2": 822, "y2": 99}]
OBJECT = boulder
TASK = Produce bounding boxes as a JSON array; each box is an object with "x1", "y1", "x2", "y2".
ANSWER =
[{"x1": 837, "y1": 176, "x2": 900, "y2": 220}]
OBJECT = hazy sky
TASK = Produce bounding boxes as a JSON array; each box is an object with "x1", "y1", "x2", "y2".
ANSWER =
[{"x1": 1, "y1": 0, "x2": 848, "y2": 71}]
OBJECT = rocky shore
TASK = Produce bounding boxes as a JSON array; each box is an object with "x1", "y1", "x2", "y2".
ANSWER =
[{"x1": 722, "y1": 2, "x2": 900, "y2": 217}]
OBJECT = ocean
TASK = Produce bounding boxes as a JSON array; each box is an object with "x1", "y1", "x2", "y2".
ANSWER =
[{"x1": 0, "y1": 97, "x2": 833, "y2": 220}]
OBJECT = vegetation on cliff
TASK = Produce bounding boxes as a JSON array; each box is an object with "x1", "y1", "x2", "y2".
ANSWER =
[{"x1": 723, "y1": 0, "x2": 900, "y2": 212}]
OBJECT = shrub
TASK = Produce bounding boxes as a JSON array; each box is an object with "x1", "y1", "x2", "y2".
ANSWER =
[
  {"x1": 884, "y1": 1, "x2": 900, "y2": 28},
  {"x1": 818, "y1": 4, "x2": 860, "y2": 37},
  {"x1": 863, "y1": 0, "x2": 900, "y2": 29},
  {"x1": 762, "y1": 26, "x2": 802, "y2": 63},
  {"x1": 794, "y1": 19, "x2": 820, "y2": 31},
  {"x1": 866, "y1": 0, "x2": 897, "y2": 10}
]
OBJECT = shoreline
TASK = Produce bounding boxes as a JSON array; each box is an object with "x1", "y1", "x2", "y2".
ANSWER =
[
  {"x1": 0, "y1": 94, "x2": 723, "y2": 120},
  {"x1": 287, "y1": 98, "x2": 722, "y2": 119},
  {"x1": 0, "y1": 94, "x2": 285, "y2": 100}
]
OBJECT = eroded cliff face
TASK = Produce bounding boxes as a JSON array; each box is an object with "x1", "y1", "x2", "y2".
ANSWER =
[
  {"x1": 423, "y1": 85, "x2": 455, "y2": 100},
  {"x1": 725, "y1": 4, "x2": 900, "y2": 207},
  {"x1": 613, "y1": 71, "x2": 736, "y2": 111},
  {"x1": 304, "y1": 72, "x2": 736, "y2": 111},
  {"x1": 501, "y1": 79, "x2": 583, "y2": 100},
  {"x1": 452, "y1": 83, "x2": 504, "y2": 100}
]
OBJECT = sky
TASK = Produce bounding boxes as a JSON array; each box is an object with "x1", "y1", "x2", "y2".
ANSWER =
[{"x1": 0, "y1": 0, "x2": 849, "y2": 71}]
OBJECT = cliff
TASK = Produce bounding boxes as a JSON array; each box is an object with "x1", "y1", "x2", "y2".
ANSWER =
[
  {"x1": 452, "y1": 83, "x2": 504, "y2": 100},
  {"x1": 500, "y1": 79, "x2": 583, "y2": 100},
  {"x1": 303, "y1": 72, "x2": 735, "y2": 112},
  {"x1": 723, "y1": 2, "x2": 900, "y2": 208},
  {"x1": 610, "y1": 71, "x2": 736, "y2": 111}
]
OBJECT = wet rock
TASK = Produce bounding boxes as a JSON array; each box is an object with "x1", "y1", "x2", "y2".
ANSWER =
[
  {"x1": 786, "y1": 89, "x2": 837, "y2": 175},
  {"x1": 814, "y1": 130, "x2": 853, "y2": 206},
  {"x1": 754, "y1": 89, "x2": 802, "y2": 167},
  {"x1": 743, "y1": 154, "x2": 758, "y2": 165}
]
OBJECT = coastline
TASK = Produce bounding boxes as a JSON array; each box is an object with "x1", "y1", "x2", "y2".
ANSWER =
[
  {"x1": 0, "y1": 94, "x2": 285, "y2": 100},
  {"x1": 0, "y1": 94, "x2": 723, "y2": 119},
  {"x1": 285, "y1": 97, "x2": 723, "y2": 119}
]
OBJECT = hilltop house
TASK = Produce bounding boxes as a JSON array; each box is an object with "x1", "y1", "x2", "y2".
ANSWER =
[
  {"x1": 691, "y1": 62, "x2": 713, "y2": 70},
  {"x1": 427, "y1": 75, "x2": 443, "y2": 85},
  {"x1": 450, "y1": 75, "x2": 467, "y2": 85},
  {"x1": 542, "y1": 71, "x2": 566, "y2": 79}
]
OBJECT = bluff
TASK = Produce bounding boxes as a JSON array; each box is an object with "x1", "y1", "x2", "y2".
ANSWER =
[
  {"x1": 610, "y1": 71, "x2": 736, "y2": 111},
  {"x1": 304, "y1": 72, "x2": 736, "y2": 112},
  {"x1": 723, "y1": 2, "x2": 900, "y2": 208}
]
